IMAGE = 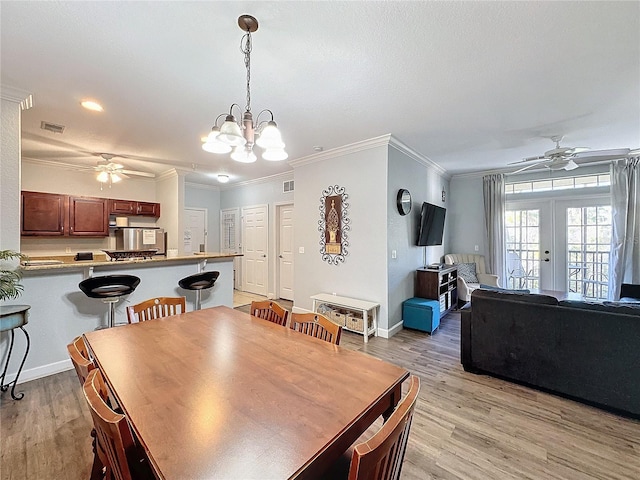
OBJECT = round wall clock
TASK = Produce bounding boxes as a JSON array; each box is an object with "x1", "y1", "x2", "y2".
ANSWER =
[{"x1": 397, "y1": 189, "x2": 412, "y2": 215}]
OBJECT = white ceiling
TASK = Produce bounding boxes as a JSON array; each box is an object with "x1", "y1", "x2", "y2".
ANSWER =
[{"x1": 2, "y1": 1, "x2": 639, "y2": 186}]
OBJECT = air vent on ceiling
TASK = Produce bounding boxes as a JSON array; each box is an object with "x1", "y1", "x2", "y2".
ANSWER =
[
  {"x1": 283, "y1": 180, "x2": 294, "y2": 193},
  {"x1": 40, "y1": 121, "x2": 65, "y2": 134}
]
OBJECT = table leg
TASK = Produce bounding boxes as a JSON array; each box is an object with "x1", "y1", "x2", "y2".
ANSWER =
[
  {"x1": 363, "y1": 310, "x2": 369, "y2": 344},
  {"x1": 0, "y1": 326, "x2": 30, "y2": 400},
  {"x1": 382, "y1": 382, "x2": 403, "y2": 422}
]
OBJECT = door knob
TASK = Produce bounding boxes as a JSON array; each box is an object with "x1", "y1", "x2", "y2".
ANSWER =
[
  {"x1": 262, "y1": 254, "x2": 267, "y2": 258},
  {"x1": 544, "y1": 258, "x2": 550, "y2": 262},
  {"x1": 279, "y1": 255, "x2": 283, "y2": 258}
]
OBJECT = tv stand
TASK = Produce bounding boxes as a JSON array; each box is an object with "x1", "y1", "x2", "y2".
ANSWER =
[{"x1": 415, "y1": 265, "x2": 458, "y2": 317}]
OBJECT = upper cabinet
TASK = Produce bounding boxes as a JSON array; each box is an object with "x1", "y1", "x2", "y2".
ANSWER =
[
  {"x1": 21, "y1": 192, "x2": 160, "y2": 237},
  {"x1": 109, "y1": 199, "x2": 160, "y2": 218},
  {"x1": 21, "y1": 191, "x2": 67, "y2": 236},
  {"x1": 21, "y1": 191, "x2": 109, "y2": 237},
  {"x1": 68, "y1": 196, "x2": 109, "y2": 236}
]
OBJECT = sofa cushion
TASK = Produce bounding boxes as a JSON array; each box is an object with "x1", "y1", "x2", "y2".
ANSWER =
[
  {"x1": 479, "y1": 283, "x2": 530, "y2": 294},
  {"x1": 472, "y1": 288, "x2": 558, "y2": 305},
  {"x1": 457, "y1": 263, "x2": 479, "y2": 283},
  {"x1": 559, "y1": 300, "x2": 640, "y2": 316}
]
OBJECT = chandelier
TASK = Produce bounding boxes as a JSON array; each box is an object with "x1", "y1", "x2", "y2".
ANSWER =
[{"x1": 202, "y1": 15, "x2": 287, "y2": 163}]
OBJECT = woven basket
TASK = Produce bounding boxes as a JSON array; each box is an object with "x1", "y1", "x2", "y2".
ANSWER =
[
  {"x1": 346, "y1": 314, "x2": 370, "y2": 333},
  {"x1": 330, "y1": 310, "x2": 346, "y2": 327}
]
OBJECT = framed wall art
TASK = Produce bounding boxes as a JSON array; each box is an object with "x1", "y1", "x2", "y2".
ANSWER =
[{"x1": 318, "y1": 185, "x2": 350, "y2": 265}]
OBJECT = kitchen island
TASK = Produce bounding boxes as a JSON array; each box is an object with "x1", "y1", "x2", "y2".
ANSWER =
[{"x1": 3, "y1": 253, "x2": 239, "y2": 386}]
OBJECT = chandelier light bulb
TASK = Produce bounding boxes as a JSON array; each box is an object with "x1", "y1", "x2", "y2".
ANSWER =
[
  {"x1": 97, "y1": 171, "x2": 109, "y2": 183},
  {"x1": 262, "y1": 148, "x2": 288, "y2": 161},
  {"x1": 202, "y1": 128, "x2": 232, "y2": 153},
  {"x1": 231, "y1": 145, "x2": 257, "y2": 163},
  {"x1": 111, "y1": 173, "x2": 122, "y2": 183},
  {"x1": 218, "y1": 115, "x2": 246, "y2": 147},
  {"x1": 255, "y1": 122, "x2": 283, "y2": 149}
]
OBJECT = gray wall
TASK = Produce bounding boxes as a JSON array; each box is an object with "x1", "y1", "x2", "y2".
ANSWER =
[
  {"x1": 448, "y1": 175, "x2": 486, "y2": 256},
  {"x1": 387, "y1": 145, "x2": 450, "y2": 333},
  {"x1": 293, "y1": 144, "x2": 390, "y2": 329},
  {"x1": 185, "y1": 183, "x2": 221, "y2": 252}
]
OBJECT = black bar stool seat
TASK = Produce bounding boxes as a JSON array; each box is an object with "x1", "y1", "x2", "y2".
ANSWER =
[
  {"x1": 178, "y1": 271, "x2": 219, "y2": 310},
  {"x1": 79, "y1": 275, "x2": 140, "y2": 328}
]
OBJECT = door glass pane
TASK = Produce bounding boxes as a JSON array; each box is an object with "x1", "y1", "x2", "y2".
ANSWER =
[
  {"x1": 506, "y1": 209, "x2": 540, "y2": 290},
  {"x1": 566, "y1": 206, "x2": 611, "y2": 300}
]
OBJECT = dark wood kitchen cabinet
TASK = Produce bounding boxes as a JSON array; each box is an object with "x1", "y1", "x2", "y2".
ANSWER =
[
  {"x1": 21, "y1": 191, "x2": 67, "y2": 236},
  {"x1": 68, "y1": 196, "x2": 109, "y2": 236},
  {"x1": 109, "y1": 199, "x2": 160, "y2": 217},
  {"x1": 21, "y1": 191, "x2": 109, "y2": 237}
]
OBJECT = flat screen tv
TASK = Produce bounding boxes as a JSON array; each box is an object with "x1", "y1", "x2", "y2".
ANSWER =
[{"x1": 417, "y1": 202, "x2": 446, "y2": 246}]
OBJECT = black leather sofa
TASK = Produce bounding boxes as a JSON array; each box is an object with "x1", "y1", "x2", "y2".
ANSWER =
[{"x1": 461, "y1": 289, "x2": 640, "y2": 418}]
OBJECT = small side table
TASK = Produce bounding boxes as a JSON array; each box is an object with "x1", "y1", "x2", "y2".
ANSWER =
[{"x1": 0, "y1": 305, "x2": 31, "y2": 400}]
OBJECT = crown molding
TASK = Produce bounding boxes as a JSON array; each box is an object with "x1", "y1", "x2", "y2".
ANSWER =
[
  {"x1": 288, "y1": 134, "x2": 394, "y2": 168},
  {"x1": 156, "y1": 169, "x2": 182, "y2": 181},
  {"x1": 1, "y1": 85, "x2": 33, "y2": 110},
  {"x1": 221, "y1": 170, "x2": 294, "y2": 190},
  {"x1": 387, "y1": 136, "x2": 449, "y2": 179},
  {"x1": 289, "y1": 134, "x2": 450, "y2": 179},
  {"x1": 185, "y1": 181, "x2": 220, "y2": 191}
]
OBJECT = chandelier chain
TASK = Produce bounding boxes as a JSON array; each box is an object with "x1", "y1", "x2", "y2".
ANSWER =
[{"x1": 242, "y1": 32, "x2": 252, "y2": 112}]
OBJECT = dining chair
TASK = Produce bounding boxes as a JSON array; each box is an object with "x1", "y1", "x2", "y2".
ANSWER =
[
  {"x1": 250, "y1": 300, "x2": 289, "y2": 326},
  {"x1": 321, "y1": 375, "x2": 420, "y2": 480},
  {"x1": 289, "y1": 312, "x2": 342, "y2": 345},
  {"x1": 83, "y1": 369, "x2": 154, "y2": 480},
  {"x1": 67, "y1": 337, "x2": 109, "y2": 480},
  {"x1": 126, "y1": 296, "x2": 186, "y2": 323}
]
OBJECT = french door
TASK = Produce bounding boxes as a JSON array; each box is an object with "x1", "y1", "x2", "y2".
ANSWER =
[{"x1": 505, "y1": 196, "x2": 611, "y2": 299}]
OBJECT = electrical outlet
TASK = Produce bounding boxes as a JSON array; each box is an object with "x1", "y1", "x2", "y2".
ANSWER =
[
  {"x1": 65, "y1": 247, "x2": 71, "y2": 253},
  {"x1": 298, "y1": 247, "x2": 304, "y2": 254},
  {"x1": 474, "y1": 245, "x2": 479, "y2": 252},
  {"x1": 391, "y1": 250, "x2": 397, "y2": 259}
]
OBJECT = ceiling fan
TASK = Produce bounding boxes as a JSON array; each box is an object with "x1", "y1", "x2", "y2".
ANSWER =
[
  {"x1": 509, "y1": 136, "x2": 636, "y2": 174},
  {"x1": 95, "y1": 153, "x2": 155, "y2": 188}
]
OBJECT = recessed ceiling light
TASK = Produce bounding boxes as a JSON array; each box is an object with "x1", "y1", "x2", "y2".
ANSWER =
[
  {"x1": 81, "y1": 100, "x2": 104, "y2": 112},
  {"x1": 313, "y1": 146, "x2": 324, "y2": 152}
]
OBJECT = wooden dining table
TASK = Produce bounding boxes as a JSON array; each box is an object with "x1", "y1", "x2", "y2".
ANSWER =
[{"x1": 83, "y1": 306, "x2": 409, "y2": 479}]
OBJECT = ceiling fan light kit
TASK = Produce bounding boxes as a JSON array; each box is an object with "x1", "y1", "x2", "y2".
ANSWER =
[{"x1": 202, "y1": 15, "x2": 287, "y2": 163}]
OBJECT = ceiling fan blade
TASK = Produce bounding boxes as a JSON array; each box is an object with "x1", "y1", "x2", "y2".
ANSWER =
[
  {"x1": 564, "y1": 159, "x2": 579, "y2": 171},
  {"x1": 566, "y1": 147, "x2": 589, "y2": 154},
  {"x1": 121, "y1": 169, "x2": 156, "y2": 178},
  {"x1": 511, "y1": 161, "x2": 546, "y2": 175}
]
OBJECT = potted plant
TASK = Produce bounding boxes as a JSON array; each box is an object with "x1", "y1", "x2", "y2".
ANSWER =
[{"x1": 0, "y1": 250, "x2": 27, "y2": 302}]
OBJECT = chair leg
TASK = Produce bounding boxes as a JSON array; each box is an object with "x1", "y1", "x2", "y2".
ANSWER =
[
  {"x1": 195, "y1": 290, "x2": 202, "y2": 311},
  {"x1": 89, "y1": 428, "x2": 105, "y2": 480}
]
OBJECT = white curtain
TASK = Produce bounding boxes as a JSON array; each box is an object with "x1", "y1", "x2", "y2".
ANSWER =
[
  {"x1": 482, "y1": 174, "x2": 507, "y2": 284},
  {"x1": 609, "y1": 157, "x2": 640, "y2": 300}
]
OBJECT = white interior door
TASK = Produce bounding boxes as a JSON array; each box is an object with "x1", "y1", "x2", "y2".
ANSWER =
[
  {"x1": 278, "y1": 204, "x2": 294, "y2": 300},
  {"x1": 184, "y1": 208, "x2": 207, "y2": 254},
  {"x1": 242, "y1": 205, "x2": 268, "y2": 296},
  {"x1": 221, "y1": 208, "x2": 241, "y2": 290}
]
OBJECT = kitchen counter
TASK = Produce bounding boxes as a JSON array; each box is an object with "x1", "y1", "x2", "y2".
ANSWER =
[
  {"x1": 20, "y1": 252, "x2": 240, "y2": 271},
  {"x1": 3, "y1": 252, "x2": 239, "y2": 388}
]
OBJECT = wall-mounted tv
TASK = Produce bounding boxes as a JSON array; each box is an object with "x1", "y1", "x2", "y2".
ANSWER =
[{"x1": 417, "y1": 202, "x2": 446, "y2": 246}]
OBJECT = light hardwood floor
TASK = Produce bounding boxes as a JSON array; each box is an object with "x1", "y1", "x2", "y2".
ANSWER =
[{"x1": 1, "y1": 311, "x2": 639, "y2": 479}]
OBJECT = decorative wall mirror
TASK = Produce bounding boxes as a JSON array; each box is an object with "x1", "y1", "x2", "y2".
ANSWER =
[
  {"x1": 397, "y1": 189, "x2": 412, "y2": 215},
  {"x1": 318, "y1": 185, "x2": 350, "y2": 265}
]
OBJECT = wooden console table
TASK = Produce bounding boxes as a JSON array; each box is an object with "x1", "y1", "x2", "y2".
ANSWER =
[{"x1": 311, "y1": 293, "x2": 378, "y2": 343}]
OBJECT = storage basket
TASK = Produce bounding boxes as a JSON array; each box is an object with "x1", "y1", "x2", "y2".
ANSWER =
[
  {"x1": 346, "y1": 313, "x2": 370, "y2": 333},
  {"x1": 329, "y1": 310, "x2": 346, "y2": 327}
]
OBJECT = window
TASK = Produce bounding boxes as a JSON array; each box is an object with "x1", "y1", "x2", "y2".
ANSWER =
[{"x1": 505, "y1": 173, "x2": 610, "y2": 195}]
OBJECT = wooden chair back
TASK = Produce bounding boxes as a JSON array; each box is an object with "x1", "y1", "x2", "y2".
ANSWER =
[
  {"x1": 67, "y1": 336, "x2": 94, "y2": 386},
  {"x1": 250, "y1": 300, "x2": 289, "y2": 326},
  {"x1": 126, "y1": 296, "x2": 186, "y2": 323},
  {"x1": 290, "y1": 312, "x2": 342, "y2": 345},
  {"x1": 347, "y1": 375, "x2": 420, "y2": 480},
  {"x1": 83, "y1": 369, "x2": 149, "y2": 480}
]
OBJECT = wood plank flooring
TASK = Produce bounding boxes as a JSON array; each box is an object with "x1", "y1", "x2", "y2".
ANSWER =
[{"x1": 2, "y1": 310, "x2": 639, "y2": 479}]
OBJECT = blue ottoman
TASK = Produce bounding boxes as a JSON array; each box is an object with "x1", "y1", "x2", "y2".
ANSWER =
[{"x1": 403, "y1": 297, "x2": 440, "y2": 333}]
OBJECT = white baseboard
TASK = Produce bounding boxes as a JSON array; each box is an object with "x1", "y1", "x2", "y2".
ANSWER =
[
  {"x1": 291, "y1": 305, "x2": 312, "y2": 314},
  {"x1": 5, "y1": 358, "x2": 73, "y2": 385},
  {"x1": 376, "y1": 320, "x2": 403, "y2": 338}
]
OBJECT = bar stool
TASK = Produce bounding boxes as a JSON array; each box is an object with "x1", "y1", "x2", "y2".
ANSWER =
[
  {"x1": 178, "y1": 271, "x2": 219, "y2": 310},
  {"x1": 79, "y1": 275, "x2": 140, "y2": 328}
]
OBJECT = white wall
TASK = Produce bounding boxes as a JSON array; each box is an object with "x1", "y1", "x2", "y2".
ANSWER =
[
  {"x1": 1, "y1": 96, "x2": 23, "y2": 252},
  {"x1": 387, "y1": 143, "x2": 450, "y2": 334},
  {"x1": 155, "y1": 170, "x2": 185, "y2": 254},
  {"x1": 220, "y1": 172, "x2": 294, "y2": 297},
  {"x1": 292, "y1": 143, "x2": 389, "y2": 328},
  {"x1": 185, "y1": 182, "x2": 221, "y2": 252}
]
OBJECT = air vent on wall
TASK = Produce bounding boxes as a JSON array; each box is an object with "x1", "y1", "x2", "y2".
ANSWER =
[
  {"x1": 283, "y1": 180, "x2": 294, "y2": 193},
  {"x1": 40, "y1": 121, "x2": 65, "y2": 134}
]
